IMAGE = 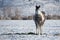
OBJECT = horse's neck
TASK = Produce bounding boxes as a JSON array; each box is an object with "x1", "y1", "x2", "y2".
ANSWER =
[
  {"x1": 35, "y1": 9, "x2": 39, "y2": 15},
  {"x1": 36, "y1": 10, "x2": 45, "y2": 21},
  {"x1": 35, "y1": 9, "x2": 41, "y2": 15}
]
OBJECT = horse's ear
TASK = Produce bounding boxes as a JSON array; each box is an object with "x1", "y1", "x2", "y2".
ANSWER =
[
  {"x1": 35, "y1": 5, "x2": 40, "y2": 10},
  {"x1": 36, "y1": 5, "x2": 40, "y2": 8},
  {"x1": 38, "y1": 5, "x2": 40, "y2": 8}
]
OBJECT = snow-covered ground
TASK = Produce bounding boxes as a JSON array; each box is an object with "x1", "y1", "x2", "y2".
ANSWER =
[
  {"x1": 0, "y1": 20, "x2": 36, "y2": 34},
  {"x1": 0, "y1": 0, "x2": 60, "y2": 40},
  {"x1": 0, "y1": 20, "x2": 60, "y2": 40},
  {"x1": 0, "y1": 35, "x2": 60, "y2": 40}
]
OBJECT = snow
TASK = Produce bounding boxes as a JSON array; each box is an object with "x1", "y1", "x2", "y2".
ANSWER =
[
  {"x1": 0, "y1": 20, "x2": 36, "y2": 34},
  {"x1": 0, "y1": 20, "x2": 60, "y2": 40}
]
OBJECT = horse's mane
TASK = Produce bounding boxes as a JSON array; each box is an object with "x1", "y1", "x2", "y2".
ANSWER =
[{"x1": 41, "y1": 11, "x2": 45, "y2": 15}]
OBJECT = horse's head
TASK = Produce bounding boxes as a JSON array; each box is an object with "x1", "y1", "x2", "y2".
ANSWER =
[{"x1": 36, "y1": 5, "x2": 40, "y2": 11}]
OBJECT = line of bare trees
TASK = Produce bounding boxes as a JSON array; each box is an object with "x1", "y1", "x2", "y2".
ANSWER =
[
  {"x1": 0, "y1": 7, "x2": 33, "y2": 20},
  {"x1": 0, "y1": 7, "x2": 60, "y2": 20},
  {"x1": 46, "y1": 14, "x2": 60, "y2": 20},
  {"x1": 0, "y1": 7, "x2": 21, "y2": 20}
]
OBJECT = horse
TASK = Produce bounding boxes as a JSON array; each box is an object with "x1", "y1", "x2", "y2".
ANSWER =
[{"x1": 33, "y1": 5, "x2": 45, "y2": 35}]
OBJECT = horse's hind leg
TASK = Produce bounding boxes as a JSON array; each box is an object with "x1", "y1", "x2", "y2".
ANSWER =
[
  {"x1": 40, "y1": 26, "x2": 42, "y2": 35},
  {"x1": 36, "y1": 24, "x2": 40, "y2": 35},
  {"x1": 37, "y1": 24, "x2": 42, "y2": 35},
  {"x1": 39, "y1": 24, "x2": 44, "y2": 35}
]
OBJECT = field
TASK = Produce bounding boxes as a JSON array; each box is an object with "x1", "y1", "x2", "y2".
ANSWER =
[{"x1": 0, "y1": 20, "x2": 60, "y2": 40}]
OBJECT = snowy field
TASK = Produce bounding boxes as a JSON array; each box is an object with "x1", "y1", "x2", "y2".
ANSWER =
[
  {"x1": 0, "y1": 20, "x2": 60, "y2": 40},
  {"x1": 0, "y1": 20, "x2": 36, "y2": 34},
  {"x1": 0, "y1": 0, "x2": 60, "y2": 40}
]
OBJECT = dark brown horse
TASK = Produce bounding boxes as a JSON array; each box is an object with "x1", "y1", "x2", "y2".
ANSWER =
[{"x1": 34, "y1": 5, "x2": 45, "y2": 35}]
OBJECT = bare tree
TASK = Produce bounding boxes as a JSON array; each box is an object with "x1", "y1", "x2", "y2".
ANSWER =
[{"x1": 14, "y1": 7, "x2": 22, "y2": 20}]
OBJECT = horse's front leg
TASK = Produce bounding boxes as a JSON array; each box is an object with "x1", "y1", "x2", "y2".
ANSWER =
[
  {"x1": 36, "y1": 23, "x2": 42, "y2": 35},
  {"x1": 36, "y1": 24, "x2": 41, "y2": 35},
  {"x1": 38, "y1": 25, "x2": 42, "y2": 35},
  {"x1": 38, "y1": 23, "x2": 43, "y2": 35},
  {"x1": 38, "y1": 22, "x2": 43, "y2": 35},
  {"x1": 36, "y1": 24, "x2": 39, "y2": 35},
  {"x1": 35, "y1": 22, "x2": 39, "y2": 35}
]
